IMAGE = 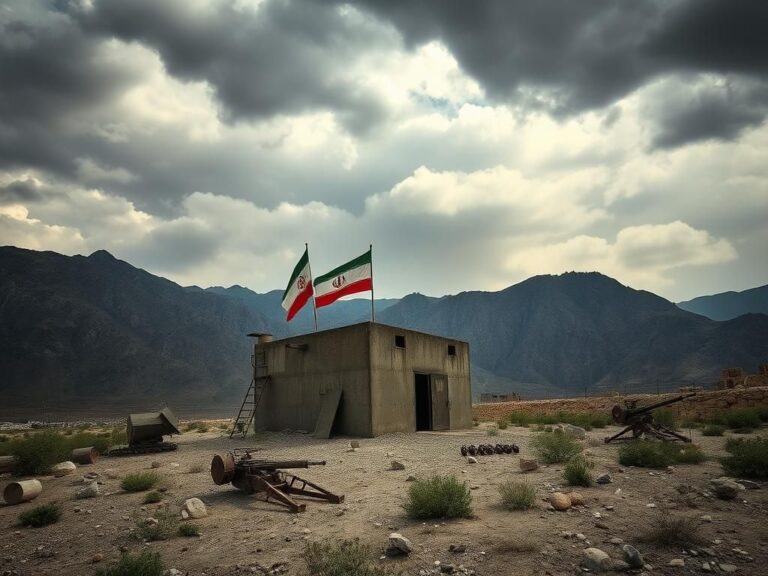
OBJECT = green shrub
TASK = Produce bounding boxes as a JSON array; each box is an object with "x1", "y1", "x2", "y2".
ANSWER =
[
  {"x1": 95, "y1": 550, "x2": 164, "y2": 576},
  {"x1": 19, "y1": 503, "x2": 62, "y2": 527},
  {"x1": 497, "y1": 419, "x2": 508, "y2": 430},
  {"x1": 403, "y1": 475, "x2": 472, "y2": 519},
  {"x1": 143, "y1": 490, "x2": 162, "y2": 504},
  {"x1": 178, "y1": 523, "x2": 201, "y2": 537},
  {"x1": 619, "y1": 441, "x2": 672, "y2": 468},
  {"x1": 188, "y1": 463, "x2": 206, "y2": 474},
  {"x1": 498, "y1": 481, "x2": 536, "y2": 511},
  {"x1": 0, "y1": 434, "x2": 9, "y2": 443},
  {"x1": 135, "y1": 510, "x2": 179, "y2": 542},
  {"x1": 757, "y1": 407, "x2": 768, "y2": 422},
  {"x1": 0, "y1": 431, "x2": 69, "y2": 475},
  {"x1": 563, "y1": 456, "x2": 594, "y2": 487},
  {"x1": 619, "y1": 441, "x2": 705, "y2": 468},
  {"x1": 487, "y1": 426, "x2": 499, "y2": 437},
  {"x1": 303, "y1": 540, "x2": 391, "y2": 576},
  {"x1": 721, "y1": 437, "x2": 768, "y2": 478},
  {"x1": 725, "y1": 409, "x2": 761, "y2": 430},
  {"x1": 121, "y1": 472, "x2": 159, "y2": 492},
  {"x1": 184, "y1": 421, "x2": 210, "y2": 433},
  {"x1": 509, "y1": 412, "x2": 531, "y2": 428},
  {"x1": 529, "y1": 430, "x2": 582, "y2": 464},
  {"x1": 640, "y1": 514, "x2": 703, "y2": 547},
  {"x1": 701, "y1": 424, "x2": 726, "y2": 437}
]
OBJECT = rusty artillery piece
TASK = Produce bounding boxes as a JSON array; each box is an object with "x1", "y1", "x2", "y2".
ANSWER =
[
  {"x1": 604, "y1": 392, "x2": 696, "y2": 444},
  {"x1": 210, "y1": 448, "x2": 344, "y2": 513}
]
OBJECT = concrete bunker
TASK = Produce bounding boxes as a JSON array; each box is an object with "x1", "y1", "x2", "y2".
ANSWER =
[{"x1": 250, "y1": 322, "x2": 472, "y2": 437}]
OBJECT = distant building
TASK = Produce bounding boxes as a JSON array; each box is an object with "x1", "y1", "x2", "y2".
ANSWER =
[
  {"x1": 249, "y1": 322, "x2": 472, "y2": 437},
  {"x1": 479, "y1": 392, "x2": 521, "y2": 403},
  {"x1": 718, "y1": 364, "x2": 768, "y2": 389}
]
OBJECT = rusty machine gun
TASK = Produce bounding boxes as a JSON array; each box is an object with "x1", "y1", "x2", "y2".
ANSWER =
[
  {"x1": 604, "y1": 392, "x2": 696, "y2": 444},
  {"x1": 210, "y1": 449, "x2": 344, "y2": 513}
]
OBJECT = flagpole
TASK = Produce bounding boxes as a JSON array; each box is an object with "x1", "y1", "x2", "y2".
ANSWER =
[
  {"x1": 369, "y1": 244, "x2": 375, "y2": 323},
  {"x1": 306, "y1": 242, "x2": 319, "y2": 332}
]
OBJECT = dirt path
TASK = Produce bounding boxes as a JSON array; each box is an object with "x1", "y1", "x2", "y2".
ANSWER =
[{"x1": 1, "y1": 425, "x2": 766, "y2": 575}]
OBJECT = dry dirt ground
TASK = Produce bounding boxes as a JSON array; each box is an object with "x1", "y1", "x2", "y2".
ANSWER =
[{"x1": 1, "y1": 424, "x2": 767, "y2": 576}]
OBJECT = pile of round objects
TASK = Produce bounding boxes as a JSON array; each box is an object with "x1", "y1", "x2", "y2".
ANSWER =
[{"x1": 460, "y1": 443, "x2": 519, "y2": 456}]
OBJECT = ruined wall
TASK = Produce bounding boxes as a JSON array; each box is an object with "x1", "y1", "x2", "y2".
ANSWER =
[{"x1": 473, "y1": 387, "x2": 768, "y2": 422}]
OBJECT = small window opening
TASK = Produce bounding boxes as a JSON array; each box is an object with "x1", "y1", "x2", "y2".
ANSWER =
[
  {"x1": 448, "y1": 345, "x2": 456, "y2": 356},
  {"x1": 395, "y1": 334, "x2": 406, "y2": 348}
]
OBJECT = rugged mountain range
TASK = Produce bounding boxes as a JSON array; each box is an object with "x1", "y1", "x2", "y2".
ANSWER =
[
  {"x1": 1, "y1": 246, "x2": 767, "y2": 411},
  {"x1": 677, "y1": 284, "x2": 768, "y2": 321},
  {"x1": 377, "y1": 273, "x2": 768, "y2": 397}
]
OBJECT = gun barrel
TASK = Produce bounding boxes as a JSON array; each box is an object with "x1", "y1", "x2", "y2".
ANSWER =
[
  {"x1": 626, "y1": 392, "x2": 696, "y2": 416},
  {"x1": 243, "y1": 459, "x2": 327, "y2": 470}
]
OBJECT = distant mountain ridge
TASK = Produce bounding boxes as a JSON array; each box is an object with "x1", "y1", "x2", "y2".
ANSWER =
[
  {"x1": 677, "y1": 284, "x2": 768, "y2": 321},
  {"x1": 378, "y1": 272, "x2": 768, "y2": 397},
  {"x1": 1, "y1": 246, "x2": 767, "y2": 410}
]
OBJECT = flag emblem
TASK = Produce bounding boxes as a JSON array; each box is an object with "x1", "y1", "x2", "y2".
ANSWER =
[{"x1": 332, "y1": 275, "x2": 346, "y2": 289}]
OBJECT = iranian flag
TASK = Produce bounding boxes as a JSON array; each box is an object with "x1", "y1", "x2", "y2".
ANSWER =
[
  {"x1": 281, "y1": 248, "x2": 314, "y2": 321},
  {"x1": 314, "y1": 249, "x2": 372, "y2": 308}
]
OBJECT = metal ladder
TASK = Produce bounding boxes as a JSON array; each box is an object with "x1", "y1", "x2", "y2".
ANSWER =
[{"x1": 230, "y1": 348, "x2": 269, "y2": 438}]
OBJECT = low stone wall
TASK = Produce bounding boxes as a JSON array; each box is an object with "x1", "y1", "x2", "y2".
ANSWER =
[{"x1": 472, "y1": 386, "x2": 768, "y2": 422}]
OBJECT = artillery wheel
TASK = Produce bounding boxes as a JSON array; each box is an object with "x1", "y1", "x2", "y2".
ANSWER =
[{"x1": 211, "y1": 452, "x2": 236, "y2": 485}]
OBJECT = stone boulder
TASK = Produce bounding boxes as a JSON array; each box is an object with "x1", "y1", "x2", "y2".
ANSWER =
[
  {"x1": 52, "y1": 461, "x2": 77, "y2": 477},
  {"x1": 556, "y1": 423, "x2": 586, "y2": 440},
  {"x1": 622, "y1": 544, "x2": 644, "y2": 568},
  {"x1": 595, "y1": 472, "x2": 612, "y2": 484},
  {"x1": 583, "y1": 548, "x2": 611, "y2": 572},
  {"x1": 568, "y1": 492, "x2": 585, "y2": 506},
  {"x1": 710, "y1": 477, "x2": 744, "y2": 500},
  {"x1": 390, "y1": 461, "x2": 406, "y2": 471},
  {"x1": 549, "y1": 492, "x2": 571, "y2": 511},
  {"x1": 519, "y1": 458, "x2": 538, "y2": 472},
  {"x1": 76, "y1": 481, "x2": 99, "y2": 499},
  {"x1": 182, "y1": 497, "x2": 208, "y2": 519},
  {"x1": 388, "y1": 533, "x2": 413, "y2": 554}
]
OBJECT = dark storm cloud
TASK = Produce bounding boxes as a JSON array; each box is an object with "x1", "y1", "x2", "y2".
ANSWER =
[
  {"x1": 68, "y1": 0, "x2": 390, "y2": 135},
  {"x1": 0, "y1": 179, "x2": 45, "y2": 205},
  {"x1": 0, "y1": 12, "x2": 140, "y2": 174},
  {"x1": 651, "y1": 81, "x2": 768, "y2": 149},
  {"x1": 352, "y1": 0, "x2": 768, "y2": 138}
]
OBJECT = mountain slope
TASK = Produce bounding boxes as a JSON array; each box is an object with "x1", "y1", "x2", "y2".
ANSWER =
[
  {"x1": 677, "y1": 284, "x2": 768, "y2": 320},
  {"x1": 0, "y1": 247, "x2": 275, "y2": 408},
  {"x1": 379, "y1": 272, "x2": 768, "y2": 396}
]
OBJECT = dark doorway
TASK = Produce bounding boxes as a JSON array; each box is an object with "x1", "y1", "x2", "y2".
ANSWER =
[{"x1": 414, "y1": 373, "x2": 432, "y2": 431}]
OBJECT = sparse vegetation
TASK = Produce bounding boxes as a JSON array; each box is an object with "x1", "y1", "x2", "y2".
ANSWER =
[
  {"x1": 95, "y1": 550, "x2": 164, "y2": 576},
  {"x1": 487, "y1": 426, "x2": 499, "y2": 437},
  {"x1": 135, "y1": 510, "x2": 179, "y2": 542},
  {"x1": 701, "y1": 424, "x2": 726, "y2": 437},
  {"x1": 403, "y1": 475, "x2": 473, "y2": 519},
  {"x1": 19, "y1": 503, "x2": 62, "y2": 527},
  {"x1": 505, "y1": 411, "x2": 610, "y2": 430},
  {"x1": 563, "y1": 455, "x2": 594, "y2": 487},
  {"x1": 498, "y1": 480, "x2": 536, "y2": 510},
  {"x1": 529, "y1": 430, "x2": 582, "y2": 464},
  {"x1": 721, "y1": 437, "x2": 768, "y2": 479},
  {"x1": 639, "y1": 514, "x2": 704, "y2": 547},
  {"x1": 184, "y1": 421, "x2": 210, "y2": 433},
  {"x1": 724, "y1": 409, "x2": 761, "y2": 431},
  {"x1": 178, "y1": 523, "x2": 201, "y2": 537},
  {"x1": 142, "y1": 490, "x2": 162, "y2": 504},
  {"x1": 496, "y1": 419, "x2": 508, "y2": 430},
  {"x1": 619, "y1": 441, "x2": 705, "y2": 468},
  {"x1": 121, "y1": 472, "x2": 159, "y2": 492},
  {"x1": 303, "y1": 539, "x2": 392, "y2": 576},
  {"x1": 653, "y1": 409, "x2": 677, "y2": 430}
]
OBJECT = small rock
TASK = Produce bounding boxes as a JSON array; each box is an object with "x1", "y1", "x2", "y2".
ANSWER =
[
  {"x1": 669, "y1": 558, "x2": 685, "y2": 567},
  {"x1": 737, "y1": 479, "x2": 760, "y2": 490},
  {"x1": 151, "y1": 461, "x2": 161, "y2": 469},
  {"x1": 702, "y1": 562, "x2": 712, "y2": 572},
  {"x1": 610, "y1": 559, "x2": 631, "y2": 571},
  {"x1": 169, "y1": 463, "x2": 180, "y2": 468},
  {"x1": 646, "y1": 503, "x2": 657, "y2": 508},
  {"x1": 181, "y1": 510, "x2": 189, "y2": 520},
  {"x1": 52, "y1": 461, "x2": 77, "y2": 477},
  {"x1": 700, "y1": 515, "x2": 712, "y2": 522},
  {"x1": 595, "y1": 473, "x2": 612, "y2": 484},
  {"x1": 405, "y1": 475, "x2": 417, "y2": 482},
  {"x1": 388, "y1": 533, "x2": 412, "y2": 554},
  {"x1": 466, "y1": 456, "x2": 478, "y2": 464},
  {"x1": 103, "y1": 469, "x2": 120, "y2": 480},
  {"x1": 440, "y1": 564, "x2": 455, "y2": 574},
  {"x1": 144, "y1": 517, "x2": 159, "y2": 526},
  {"x1": 166, "y1": 569, "x2": 183, "y2": 576},
  {"x1": 719, "y1": 564, "x2": 738, "y2": 573},
  {"x1": 76, "y1": 481, "x2": 99, "y2": 499},
  {"x1": 182, "y1": 497, "x2": 208, "y2": 519},
  {"x1": 449, "y1": 544, "x2": 466, "y2": 554},
  {"x1": 549, "y1": 492, "x2": 571, "y2": 511},
  {"x1": 583, "y1": 548, "x2": 611, "y2": 572},
  {"x1": 568, "y1": 492, "x2": 585, "y2": 506},
  {"x1": 349, "y1": 440, "x2": 360, "y2": 449},
  {"x1": 710, "y1": 478, "x2": 744, "y2": 500},
  {"x1": 556, "y1": 423, "x2": 586, "y2": 440},
  {"x1": 519, "y1": 458, "x2": 538, "y2": 472},
  {"x1": 91, "y1": 554, "x2": 103, "y2": 564},
  {"x1": 622, "y1": 544, "x2": 644, "y2": 568},
  {"x1": 390, "y1": 460, "x2": 406, "y2": 471}
]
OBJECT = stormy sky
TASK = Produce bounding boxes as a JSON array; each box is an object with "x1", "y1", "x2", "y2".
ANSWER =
[{"x1": 1, "y1": 0, "x2": 767, "y2": 301}]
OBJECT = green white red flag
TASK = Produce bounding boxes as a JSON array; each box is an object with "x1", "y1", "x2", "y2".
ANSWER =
[
  {"x1": 281, "y1": 248, "x2": 314, "y2": 321},
  {"x1": 314, "y1": 249, "x2": 373, "y2": 308}
]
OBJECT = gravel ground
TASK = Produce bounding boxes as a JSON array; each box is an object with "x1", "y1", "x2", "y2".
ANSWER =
[{"x1": 1, "y1": 424, "x2": 766, "y2": 575}]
